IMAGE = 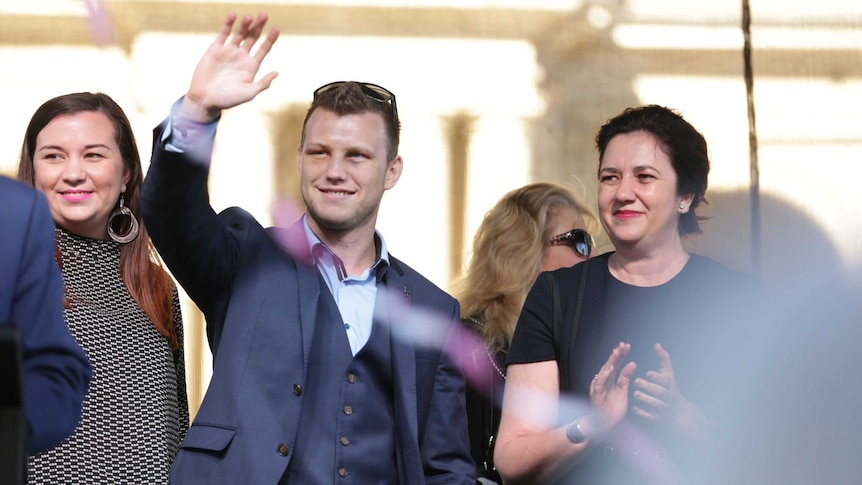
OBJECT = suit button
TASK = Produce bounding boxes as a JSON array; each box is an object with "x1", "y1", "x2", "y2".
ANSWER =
[
  {"x1": 293, "y1": 384, "x2": 302, "y2": 396},
  {"x1": 347, "y1": 374, "x2": 358, "y2": 384},
  {"x1": 340, "y1": 436, "x2": 350, "y2": 446},
  {"x1": 338, "y1": 467, "x2": 348, "y2": 477},
  {"x1": 277, "y1": 443, "x2": 289, "y2": 456},
  {"x1": 343, "y1": 405, "x2": 353, "y2": 416}
]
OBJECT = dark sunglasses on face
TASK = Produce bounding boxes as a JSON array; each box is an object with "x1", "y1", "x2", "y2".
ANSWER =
[
  {"x1": 313, "y1": 81, "x2": 399, "y2": 127},
  {"x1": 546, "y1": 229, "x2": 593, "y2": 258}
]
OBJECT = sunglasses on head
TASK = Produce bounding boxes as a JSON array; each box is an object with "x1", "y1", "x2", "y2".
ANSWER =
[
  {"x1": 547, "y1": 229, "x2": 593, "y2": 258},
  {"x1": 313, "y1": 81, "x2": 398, "y2": 127}
]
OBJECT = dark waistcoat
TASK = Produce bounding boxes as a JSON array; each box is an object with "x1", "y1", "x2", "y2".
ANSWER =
[{"x1": 281, "y1": 274, "x2": 397, "y2": 484}]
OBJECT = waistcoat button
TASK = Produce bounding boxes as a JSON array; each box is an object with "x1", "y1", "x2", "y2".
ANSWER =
[
  {"x1": 338, "y1": 467, "x2": 348, "y2": 477},
  {"x1": 347, "y1": 374, "x2": 358, "y2": 384},
  {"x1": 343, "y1": 405, "x2": 353, "y2": 415},
  {"x1": 340, "y1": 436, "x2": 350, "y2": 446},
  {"x1": 277, "y1": 443, "x2": 289, "y2": 456}
]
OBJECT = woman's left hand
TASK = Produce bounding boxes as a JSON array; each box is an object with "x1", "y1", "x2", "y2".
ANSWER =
[{"x1": 632, "y1": 343, "x2": 706, "y2": 437}]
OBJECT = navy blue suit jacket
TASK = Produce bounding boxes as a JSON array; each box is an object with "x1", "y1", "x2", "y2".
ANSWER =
[
  {"x1": 0, "y1": 176, "x2": 91, "y2": 453},
  {"x1": 142, "y1": 125, "x2": 474, "y2": 484}
]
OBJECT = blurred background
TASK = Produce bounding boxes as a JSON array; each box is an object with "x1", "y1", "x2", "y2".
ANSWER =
[{"x1": 2, "y1": 3, "x2": 861, "y2": 472}]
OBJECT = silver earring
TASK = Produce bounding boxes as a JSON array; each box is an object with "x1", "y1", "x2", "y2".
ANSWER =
[
  {"x1": 679, "y1": 202, "x2": 686, "y2": 210},
  {"x1": 107, "y1": 194, "x2": 139, "y2": 243}
]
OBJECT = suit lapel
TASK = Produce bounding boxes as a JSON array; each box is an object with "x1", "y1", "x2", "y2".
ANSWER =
[
  {"x1": 296, "y1": 265, "x2": 320, "y2": 374},
  {"x1": 381, "y1": 268, "x2": 418, "y2": 425},
  {"x1": 377, "y1": 264, "x2": 422, "y2": 479},
  {"x1": 270, "y1": 223, "x2": 319, "y2": 374}
]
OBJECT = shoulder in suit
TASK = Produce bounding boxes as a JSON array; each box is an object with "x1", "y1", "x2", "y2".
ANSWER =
[{"x1": 0, "y1": 176, "x2": 92, "y2": 453}]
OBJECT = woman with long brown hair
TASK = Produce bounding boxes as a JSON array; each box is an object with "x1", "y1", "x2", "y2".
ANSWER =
[{"x1": 18, "y1": 92, "x2": 187, "y2": 484}]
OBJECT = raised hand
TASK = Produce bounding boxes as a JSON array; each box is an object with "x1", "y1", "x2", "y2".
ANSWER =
[
  {"x1": 180, "y1": 12, "x2": 280, "y2": 122},
  {"x1": 632, "y1": 343, "x2": 706, "y2": 436},
  {"x1": 589, "y1": 342, "x2": 637, "y2": 434}
]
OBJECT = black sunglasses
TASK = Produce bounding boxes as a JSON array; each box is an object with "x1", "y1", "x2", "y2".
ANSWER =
[
  {"x1": 313, "y1": 81, "x2": 398, "y2": 127},
  {"x1": 547, "y1": 229, "x2": 593, "y2": 258}
]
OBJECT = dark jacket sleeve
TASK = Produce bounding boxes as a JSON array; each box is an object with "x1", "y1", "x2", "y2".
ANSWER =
[{"x1": 141, "y1": 121, "x2": 239, "y2": 347}]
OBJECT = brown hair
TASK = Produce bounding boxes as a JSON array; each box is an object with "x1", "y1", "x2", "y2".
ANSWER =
[
  {"x1": 301, "y1": 81, "x2": 400, "y2": 161},
  {"x1": 17, "y1": 92, "x2": 178, "y2": 350}
]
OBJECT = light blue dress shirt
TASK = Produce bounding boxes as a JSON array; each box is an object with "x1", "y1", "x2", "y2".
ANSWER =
[{"x1": 302, "y1": 216, "x2": 390, "y2": 355}]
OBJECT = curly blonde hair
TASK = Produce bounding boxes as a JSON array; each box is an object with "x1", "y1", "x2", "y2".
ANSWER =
[{"x1": 453, "y1": 182, "x2": 597, "y2": 355}]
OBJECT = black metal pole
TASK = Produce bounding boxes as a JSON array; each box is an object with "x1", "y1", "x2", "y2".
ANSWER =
[{"x1": 743, "y1": 0, "x2": 761, "y2": 277}]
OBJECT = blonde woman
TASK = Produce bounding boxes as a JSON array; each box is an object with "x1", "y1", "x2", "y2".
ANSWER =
[{"x1": 453, "y1": 182, "x2": 598, "y2": 484}]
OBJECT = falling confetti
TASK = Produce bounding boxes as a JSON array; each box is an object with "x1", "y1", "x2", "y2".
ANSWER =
[{"x1": 82, "y1": 0, "x2": 116, "y2": 47}]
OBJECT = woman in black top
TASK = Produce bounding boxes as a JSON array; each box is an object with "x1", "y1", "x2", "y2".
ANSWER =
[{"x1": 495, "y1": 106, "x2": 762, "y2": 485}]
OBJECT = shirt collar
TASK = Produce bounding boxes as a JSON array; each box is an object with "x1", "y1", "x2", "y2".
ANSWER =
[{"x1": 302, "y1": 215, "x2": 390, "y2": 282}]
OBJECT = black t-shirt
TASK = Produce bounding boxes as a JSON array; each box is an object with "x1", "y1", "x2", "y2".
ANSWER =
[{"x1": 507, "y1": 252, "x2": 763, "y2": 484}]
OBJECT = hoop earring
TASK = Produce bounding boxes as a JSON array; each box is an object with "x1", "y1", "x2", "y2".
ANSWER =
[{"x1": 107, "y1": 194, "x2": 139, "y2": 244}]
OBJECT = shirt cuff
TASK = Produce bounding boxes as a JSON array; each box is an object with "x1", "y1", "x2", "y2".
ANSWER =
[{"x1": 162, "y1": 96, "x2": 219, "y2": 153}]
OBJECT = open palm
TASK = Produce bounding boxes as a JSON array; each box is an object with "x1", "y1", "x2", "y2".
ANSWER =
[{"x1": 185, "y1": 13, "x2": 280, "y2": 120}]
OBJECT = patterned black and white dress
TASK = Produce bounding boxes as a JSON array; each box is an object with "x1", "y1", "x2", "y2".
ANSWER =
[{"x1": 28, "y1": 228, "x2": 189, "y2": 484}]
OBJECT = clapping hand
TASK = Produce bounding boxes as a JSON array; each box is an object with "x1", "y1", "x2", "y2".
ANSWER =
[
  {"x1": 632, "y1": 343, "x2": 706, "y2": 437},
  {"x1": 589, "y1": 342, "x2": 637, "y2": 434},
  {"x1": 180, "y1": 12, "x2": 280, "y2": 123}
]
